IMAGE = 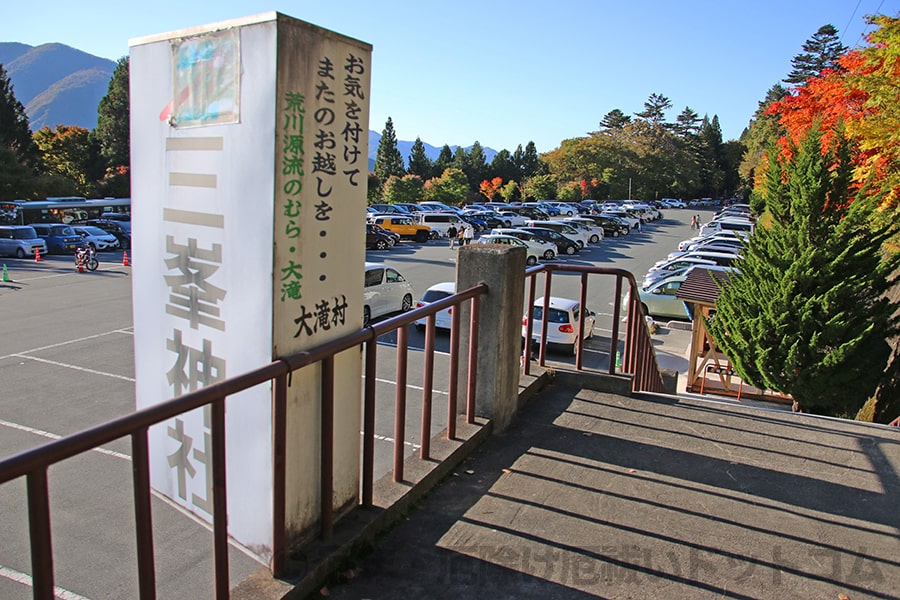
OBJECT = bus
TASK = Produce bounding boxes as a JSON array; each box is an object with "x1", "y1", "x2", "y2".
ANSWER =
[{"x1": 0, "y1": 198, "x2": 131, "y2": 226}]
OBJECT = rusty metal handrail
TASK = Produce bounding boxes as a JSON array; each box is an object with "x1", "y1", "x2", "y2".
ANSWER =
[
  {"x1": 522, "y1": 264, "x2": 665, "y2": 393},
  {"x1": 0, "y1": 282, "x2": 489, "y2": 599}
]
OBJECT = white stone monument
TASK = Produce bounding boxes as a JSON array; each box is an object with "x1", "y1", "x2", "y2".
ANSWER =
[{"x1": 130, "y1": 12, "x2": 370, "y2": 563}]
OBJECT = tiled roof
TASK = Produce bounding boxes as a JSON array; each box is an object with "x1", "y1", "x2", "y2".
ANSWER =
[{"x1": 676, "y1": 266, "x2": 732, "y2": 305}]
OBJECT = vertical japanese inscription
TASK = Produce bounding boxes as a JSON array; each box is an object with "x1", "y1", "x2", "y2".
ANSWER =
[
  {"x1": 278, "y1": 50, "x2": 367, "y2": 341},
  {"x1": 281, "y1": 91, "x2": 305, "y2": 302},
  {"x1": 162, "y1": 134, "x2": 228, "y2": 517}
]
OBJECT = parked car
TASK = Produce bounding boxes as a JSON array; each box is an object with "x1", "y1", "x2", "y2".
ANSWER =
[
  {"x1": 366, "y1": 223, "x2": 395, "y2": 250},
  {"x1": 546, "y1": 202, "x2": 579, "y2": 216},
  {"x1": 496, "y1": 211, "x2": 530, "y2": 227},
  {"x1": 369, "y1": 223, "x2": 400, "y2": 245},
  {"x1": 626, "y1": 273, "x2": 691, "y2": 320},
  {"x1": 476, "y1": 234, "x2": 543, "y2": 265},
  {"x1": 71, "y1": 225, "x2": 120, "y2": 251},
  {"x1": 84, "y1": 218, "x2": 132, "y2": 249},
  {"x1": 561, "y1": 218, "x2": 604, "y2": 244},
  {"x1": 415, "y1": 212, "x2": 467, "y2": 238},
  {"x1": 363, "y1": 262, "x2": 414, "y2": 326},
  {"x1": 601, "y1": 210, "x2": 639, "y2": 229},
  {"x1": 524, "y1": 220, "x2": 588, "y2": 248},
  {"x1": 516, "y1": 226, "x2": 581, "y2": 256},
  {"x1": 30, "y1": 223, "x2": 84, "y2": 254},
  {"x1": 370, "y1": 215, "x2": 432, "y2": 242},
  {"x1": 414, "y1": 281, "x2": 456, "y2": 331},
  {"x1": 369, "y1": 203, "x2": 410, "y2": 215},
  {"x1": 523, "y1": 296, "x2": 596, "y2": 355},
  {"x1": 583, "y1": 214, "x2": 629, "y2": 237},
  {"x1": 0, "y1": 225, "x2": 48, "y2": 258}
]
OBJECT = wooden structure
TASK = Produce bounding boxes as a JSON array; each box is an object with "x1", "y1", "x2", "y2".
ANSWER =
[{"x1": 676, "y1": 267, "x2": 792, "y2": 404}]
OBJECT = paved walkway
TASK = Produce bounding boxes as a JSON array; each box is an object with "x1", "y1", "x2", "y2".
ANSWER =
[{"x1": 323, "y1": 383, "x2": 900, "y2": 599}]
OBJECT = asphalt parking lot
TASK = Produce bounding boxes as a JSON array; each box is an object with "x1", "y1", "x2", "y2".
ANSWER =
[{"x1": 0, "y1": 208, "x2": 707, "y2": 598}]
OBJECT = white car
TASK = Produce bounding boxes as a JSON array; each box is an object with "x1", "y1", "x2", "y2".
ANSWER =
[
  {"x1": 496, "y1": 211, "x2": 530, "y2": 227},
  {"x1": 72, "y1": 225, "x2": 120, "y2": 251},
  {"x1": 522, "y1": 296, "x2": 596, "y2": 355},
  {"x1": 546, "y1": 202, "x2": 579, "y2": 216},
  {"x1": 477, "y1": 234, "x2": 543, "y2": 265},
  {"x1": 524, "y1": 220, "x2": 589, "y2": 248},
  {"x1": 363, "y1": 262, "x2": 414, "y2": 326},
  {"x1": 676, "y1": 230, "x2": 747, "y2": 251},
  {"x1": 561, "y1": 218, "x2": 604, "y2": 244},
  {"x1": 414, "y1": 281, "x2": 455, "y2": 331}
]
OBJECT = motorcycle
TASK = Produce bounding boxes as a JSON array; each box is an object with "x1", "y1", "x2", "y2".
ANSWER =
[{"x1": 75, "y1": 245, "x2": 99, "y2": 272}]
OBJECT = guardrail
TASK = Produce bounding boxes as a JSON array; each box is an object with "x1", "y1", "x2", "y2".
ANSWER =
[
  {"x1": 0, "y1": 264, "x2": 664, "y2": 599},
  {"x1": 521, "y1": 263, "x2": 666, "y2": 394},
  {"x1": 0, "y1": 283, "x2": 487, "y2": 600}
]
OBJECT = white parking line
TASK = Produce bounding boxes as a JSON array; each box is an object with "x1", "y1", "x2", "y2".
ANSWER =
[
  {"x1": 0, "y1": 563, "x2": 91, "y2": 600},
  {"x1": 9, "y1": 354, "x2": 135, "y2": 383},
  {"x1": 1, "y1": 328, "x2": 133, "y2": 360},
  {"x1": 0, "y1": 419, "x2": 131, "y2": 461}
]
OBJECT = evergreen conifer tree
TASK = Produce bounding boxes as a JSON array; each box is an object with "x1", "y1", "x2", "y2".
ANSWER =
[
  {"x1": 95, "y1": 56, "x2": 131, "y2": 169},
  {"x1": 784, "y1": 24, "x2": 847, "y2": 85},
  {"x1": 406, "y1": 137, "x2": 432, "y2": 179},
  {"x1": 433, "y1": 144, "x2": 453, "y2": 179},
  {"x1": 709, "y1": 124, "x2": 900, "y2": 415},
  {"x1": 374, "y1": 117, "x2": 405, "y2": 183},
  {"x1": 0, "y1": 63, "x2": 38, "y2": 169}
]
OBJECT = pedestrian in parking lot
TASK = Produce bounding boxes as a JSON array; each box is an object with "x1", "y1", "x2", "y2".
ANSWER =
[
  {"x1": 637, "y1": 219, "x2": 643, "y2": 233},
  {"x1": 690, "y1": 215, "x2": 697, "y2": 230},
  {"x1": 463, "y1": 224, "x2": 474, "y2": 245},
  {"x1": 457, "y1": 226, "x2": 466, "y2": 246},
  {"x1": 447, "y1": 224, "x2": 458, "y2": 249}
]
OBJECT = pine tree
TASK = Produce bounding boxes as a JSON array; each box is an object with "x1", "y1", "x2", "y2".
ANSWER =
[
  {"x1": 709, "y1": 124, "x2": 900, "y2": 415},
  {"x1": 0, "y1": 62, "x2": 38, "y2": 169},
  {"x1": 784, "y1": 24, "x2": 847, "y2": 85},
  {"x1": 635, "y1": 93, "x2": 672, "y2": 129},
  {"x1": 95, "y1": 56, "x2": 131, "y2": 169},
  {"x1": 520, "y1": 141, "x2": 541, "y2": 178},
  {"x1": 598, "y1": 109, "x2": 631, "y2": 131},
  {"x1": 406, "y1": 137, "x2": 432, "y2": 179},
  {"x1": 433, "y1": 144, "x2": 453, "y2": 179},
  {"x1": 374, "y1": 117, "x2": 405, "y2": 182}
]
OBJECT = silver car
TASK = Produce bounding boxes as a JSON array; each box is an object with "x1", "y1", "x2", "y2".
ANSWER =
[{"x1": 72, "y1": 225, "x2": 120, "y2": 251}]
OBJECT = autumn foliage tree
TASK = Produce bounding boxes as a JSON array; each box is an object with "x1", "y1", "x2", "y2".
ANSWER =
[
  {"x1": 710, "y1": 125, "x2": 900, "y2": 416},
  {"x1": 479, "y1": 177, "x2": 503, "y2": 201},
  {"x1": 764, "y1": 15, "x2": 900, "y2": 206}
]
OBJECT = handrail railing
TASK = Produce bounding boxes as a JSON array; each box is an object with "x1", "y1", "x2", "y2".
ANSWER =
[
  {"x1": 521, "y1": 263, "x2": 666, "y2": 394},
  {"x1": 0, "y1": 263, "x2": 666, "y2": 598},
  {"x1": 0, "y1": 283, "x2": 488, "y2": 599}
]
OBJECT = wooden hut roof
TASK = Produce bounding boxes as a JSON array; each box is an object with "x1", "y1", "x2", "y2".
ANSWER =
[{"x1": 675, "y1": 266, "x2": 733, "y2": 306}]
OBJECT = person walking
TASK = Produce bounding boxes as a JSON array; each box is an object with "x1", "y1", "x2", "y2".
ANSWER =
[
  {"x1": 447, "y1": 224, "x2": 458, "y2": 249},
  {"x1": 457, "y1": 226, "x2": 466, "y2": 246},
  {"x1": 690, "y1": 215, "x2": 697, "y2": 230},
  {"x1": 463, "y1": 224, "x2": 474, "y2": 245}
]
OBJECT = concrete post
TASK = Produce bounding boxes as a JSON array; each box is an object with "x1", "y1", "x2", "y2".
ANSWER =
[{"x1": 455, "y1": 243, "x2": 526, "y2": 432}]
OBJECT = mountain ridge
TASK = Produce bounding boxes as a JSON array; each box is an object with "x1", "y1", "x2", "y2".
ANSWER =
[{"x1": 2, "y1": 41, "x2": 497, "y2": 165}]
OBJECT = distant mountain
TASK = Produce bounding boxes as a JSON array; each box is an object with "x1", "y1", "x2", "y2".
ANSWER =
[
  {"x1": 367, "y1": 131, "x2": 498, "y2": 172},
  {"x1": 1, "y1": 42, "x2": 115, "y2": 130},
  {"x1": 1, "y1": 41, "x2": 496, "y2": 168}
]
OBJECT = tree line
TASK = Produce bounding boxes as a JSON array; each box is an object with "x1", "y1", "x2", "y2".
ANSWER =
[
  {"x1": 370, "y1": 96, "x2": 744, "y2": 207},
  {"x1": 0, "y1": 57, "x2": 130, "y2": 200}
]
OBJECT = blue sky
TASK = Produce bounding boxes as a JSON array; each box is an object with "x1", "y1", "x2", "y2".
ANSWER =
[{"x1": 4, "y1": 0, "x2": 898, "y2": 153}]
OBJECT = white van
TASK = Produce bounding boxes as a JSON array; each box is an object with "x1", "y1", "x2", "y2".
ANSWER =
[{"x1": 415, "y1": 212, "x2": 466, "y2": 237}]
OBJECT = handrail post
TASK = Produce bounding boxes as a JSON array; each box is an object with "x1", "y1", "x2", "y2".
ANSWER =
[
  {"x1": 393, "y1": 325, "x2": 409, "y2": 482},
  {"x1": 132, "y1": 426, "x2": 157, "y2": 597},
  {"x1": 27, "y1": 469, "x2": 54, "y2": 600},
  {"x1": 321, "y1": 356, "x2": 335, "y2": 540}
]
